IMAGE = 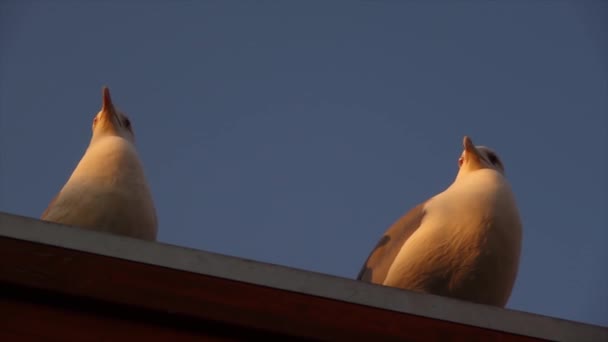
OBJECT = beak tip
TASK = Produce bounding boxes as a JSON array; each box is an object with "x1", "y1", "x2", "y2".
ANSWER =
[
  {"x1": 101, "y1": 86, "x2": 112, "y2": 110},
  {"x1": 463, "y1": 135, "x2": 475, "y2": 151}
]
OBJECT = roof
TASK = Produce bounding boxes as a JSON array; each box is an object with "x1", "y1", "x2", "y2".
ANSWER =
[{"x1": 0, "y1": 212, "x2": 606, "y2": 341}]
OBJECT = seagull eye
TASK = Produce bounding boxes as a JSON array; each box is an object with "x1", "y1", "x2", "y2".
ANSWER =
[
  {"x1": 488, "y1": 153, "x2": 498, "y2": 165},
  {"x1": 124, "y1": 118, "x2": 131, "y2": 128}
]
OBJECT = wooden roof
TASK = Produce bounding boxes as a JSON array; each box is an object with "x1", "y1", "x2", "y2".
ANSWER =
[{"x1": 0, "y1": 212, "x2": 606, "y2": 341}]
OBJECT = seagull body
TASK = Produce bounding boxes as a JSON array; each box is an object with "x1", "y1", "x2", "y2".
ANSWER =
[
  {"x1": 358, "y1": 136, "x2": 522, "y2": 307},
  {"x1": 41, "y1": 87, "x2": 158, "y2": 241}
]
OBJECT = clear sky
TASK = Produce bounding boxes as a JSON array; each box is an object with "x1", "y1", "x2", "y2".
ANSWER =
[{"x1": 1, "y1": 1, "x2": 606, "y2": 328}]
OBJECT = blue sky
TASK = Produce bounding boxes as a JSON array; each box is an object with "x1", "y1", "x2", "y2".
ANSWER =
[{"x1": 1, "y1": 1, "x2": 606, "y2": 327}]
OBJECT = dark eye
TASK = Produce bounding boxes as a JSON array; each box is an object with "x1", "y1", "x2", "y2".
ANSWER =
[
  {"x1": 124, "y1": 118, "x2": 131, "y2": 128},
  {"x1": 488, "y1": 153, "x2": 498, "y2": 165}
]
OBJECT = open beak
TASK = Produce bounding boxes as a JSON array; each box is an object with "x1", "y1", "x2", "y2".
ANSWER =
[{"x1": 458, "y1": 136, "x2": 483, "y2": 170}]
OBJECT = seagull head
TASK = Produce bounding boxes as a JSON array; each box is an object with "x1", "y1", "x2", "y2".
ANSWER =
[
  {"x1": 457, "y1": 136, "x2": 505, "y2": 175},
  {"x1": 91, "y1": 86, "x2": 135, "y2": 144}
]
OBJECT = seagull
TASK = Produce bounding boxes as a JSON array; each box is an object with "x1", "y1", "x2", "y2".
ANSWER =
[
  {"x1": 357, "y1": 136, "x2": 522, "y2": 307},
  {"x1": 41, "y1": 86, "x2": 158, "y2": 241}
]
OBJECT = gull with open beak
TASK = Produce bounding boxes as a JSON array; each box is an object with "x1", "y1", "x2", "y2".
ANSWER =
[
  {"x1": 41, "y1": 86, "x2": 158, "y2": 241},
  {"x1": 357, "y1": 136, "x2": 522, "y2": 307}
]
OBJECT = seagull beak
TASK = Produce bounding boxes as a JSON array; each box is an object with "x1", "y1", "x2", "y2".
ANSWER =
[
  {"x1": 459, "y1": 136, "x2": 483, "y2": 170},
  {"x1": 100, "y1": 86, "x2": 118, "y2": 124}
]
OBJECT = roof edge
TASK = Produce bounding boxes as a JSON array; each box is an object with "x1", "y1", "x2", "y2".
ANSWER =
[{"x1": 0, "y1": 211, "x2": 605, "y2": 342}]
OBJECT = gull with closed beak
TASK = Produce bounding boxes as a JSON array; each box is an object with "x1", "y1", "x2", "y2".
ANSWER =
[
  {"x1": 358, "y1": 136, "x2": 522, "y2": 307},
  {"x1": 41, "y1": 86, "x2": 158, "y2": 241}
]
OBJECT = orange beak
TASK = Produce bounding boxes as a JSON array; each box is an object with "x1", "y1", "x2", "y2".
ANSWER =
[
  {"x1": 100, "y1": 86, "x2": 117, "y2": 123},
  {"x1": 458, "y1": 136, "x2": 483, "y2": 170}
]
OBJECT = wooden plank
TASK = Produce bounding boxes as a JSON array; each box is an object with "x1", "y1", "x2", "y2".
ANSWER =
[
  {"x1": 0, "y1": 236, "x2": 543, "y2": 341},
  {"x1": 0, "y1": 288, "x2": 249, "y2": 341},
  {"x1": 1, "y1": 295, "x2": 217, "y2": 341}
]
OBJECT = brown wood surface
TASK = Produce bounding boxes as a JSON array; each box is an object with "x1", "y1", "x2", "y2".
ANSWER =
[
  {"x1": 0, "y1": 236, "x2": 545, "y2": 341},
  {"x1": 1, "y1": 293, "x2": 237, "y2": 342}
]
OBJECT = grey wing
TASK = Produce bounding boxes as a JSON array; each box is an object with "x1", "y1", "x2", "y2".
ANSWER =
[{"x1": 357, "y1": 202, "x2": 426, "y2": 284}]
